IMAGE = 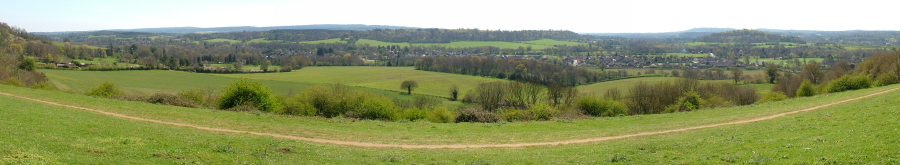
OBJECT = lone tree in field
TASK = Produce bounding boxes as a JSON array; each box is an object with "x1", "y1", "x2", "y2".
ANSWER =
[
  {"x1": 765, "y1": 64, "x2": 780, "y2": 83},
  {"x1": 731, "y1": 68, "x2": 743, "y2": 84},
  {"x1": 401, "y1": 80, "x2": 418, "y2": 95},
  {"x1": 449, "y1": 85, "x2": 459, "y2": 101}
]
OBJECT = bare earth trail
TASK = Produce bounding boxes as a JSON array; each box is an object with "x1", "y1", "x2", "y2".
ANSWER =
[{"x1": 2, "y1": 87, "x2": 897, "y2": 149}]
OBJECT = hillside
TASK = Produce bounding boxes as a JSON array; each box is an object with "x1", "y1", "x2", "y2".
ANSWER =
[
  {"x1": 2, "y1": 83, "x2": 898, "y2": 163},
  {"x1": 696, "y1": 29, "x2": 806, "y2": 44}
]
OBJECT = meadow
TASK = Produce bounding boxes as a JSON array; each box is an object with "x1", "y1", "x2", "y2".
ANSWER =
[
  {"x1": 1, "y1": 83, "x2": 897, "y2": 163},
  {"x1": 211, "y1": 66, "x2": 510, "y2": 98},
  {"x1": 36, "y1": 69, "x2": 455, "y2": 106},
  {"x1": 577, "y1": 76, "x2": 773, "y2": 95}
]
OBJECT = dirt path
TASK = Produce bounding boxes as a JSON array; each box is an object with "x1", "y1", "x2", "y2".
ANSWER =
[{"x1": 2, "y1": 87, "x2": 897, "y2": 149}]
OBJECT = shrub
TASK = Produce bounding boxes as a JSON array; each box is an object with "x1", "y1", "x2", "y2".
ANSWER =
[
  {"x1": 455, "y1": 106, "x2": 500, "y2": 123},
  {"x1": 796, "y1": 80, "x2": 816, "y2": 97},
  {"x1": 498, "y1": 108, "x2": 525, "y2": 122},
  {"x1": 875, "y1": 72, "x2": 899, "y2": 87},
  {"x1": 576, "y1": 96, "x2": 628, "y2": 117},
  {"x1": 147, "y1": 93, "x2": 199, "y2": 108},
  {"x1": 401, "y1": 107, "x2": 428, "y2": 121},
  {"x1": 702, "y1": 96, "x2": 732, "y2": 109},
  {"x1": 177, "y1": 89, "x2": 207, "y2": 106},
  {"x1": 349, "y1": 93, "x2": 402, "y2": 121},
  {"x1": 664, "y1": 90, "x2": 702, "y2": 112},
  {"x1": 86, "y1": 81, "x2": 121, "y2": 98},
  {"x1": 218, "y1": 78, "x2": 282, "y2": 113},
  {"x1": 1, "y1": 77, "x2": 24, "y2": 87},
  {"x1": 426, "y1": 106, "x2": 455, "y2": 123},
  {"x1": 282, "y1": 97, "x2": 317, "y2": 116},
  {"x1": 413, "y1": 96, "x2": 441, "y2": 109},
  {"x1": 758, "y1": 91, "x2": 788, "y2": 103},
  {"x1": 526, "y1": 103, "x2": 557, "y2": 121},
  {"x1": 825, "y1": 75, "x2": 873, "y2": 93},
  {"x1": 28, "y1": 81, "x2": 55, "y2": 91}
]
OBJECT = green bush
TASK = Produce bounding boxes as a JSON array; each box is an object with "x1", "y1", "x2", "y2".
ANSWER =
[
  {"x1": 401, "y1": 107, "x2": 428, "y2": 121},
  {"x1": 85, "y1": 81, "x2": 121, "y2": 98},
  {"x1": 758, "y1": 91, "x2": 789, "y2": 103},
  {"x1": 796, "y1": 80, "x2": 816, "y2": 97},
  {"x1": 455, "y1": 107, "x2": 500, "y2": 123},
  {"x1": 664, "y1": 90, "x2": 702, "y2": 112},
  {"x1": 825, "y1": 75, "x2": 871, "y2": 93},
  {"x1": 498, "y1": 108, "x2": 525, "y2": 122},
  {"x1": 875, "y1": 73, "x2": 899, "y2": 87},
  {"x1": 426, "y1": 106, "x2": 455, "y2": 123},
  {"x1": 28, "y1": 81, "x2": 55, "y2": 91},
  {"x1": 526, "y1": 103, "x2": 557, "y2": 121},
  {"x1": 350, "y1": 94, "x2": 401, "y2": 121},
  {"x1": 282, "y1": 97, "x2": 317, "y2": 116},
  {"x1": 218, "y1": 78, "x2": 282, "y2": 113},
  {"x1": 1, "y1": 77, "x2": 25, "y2": 87},
  {"x1": 177, "y1": 89, "x2": 206, "y2": 106},
  {"x1": 576, "y1": 96, "x2": 628, "y2": 117}
]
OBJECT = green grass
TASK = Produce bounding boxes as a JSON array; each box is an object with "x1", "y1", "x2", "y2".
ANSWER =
[
  {"x1": 355, "y1": 39, "x2": 584, "y2": 50},
  {"x1": 78, "y1": 57, "x2": 139, "y2": 67},
  {"x1": 356, "y1": 39, "x2": 409, "y2": 47},
  {"x1": 204, "y1": 38, "x2": 242, "y2": 43},
  {"x1": 211, "y1": 66, "x2": 509, "y2": 98},
  {"x1": 297, "y1": 38, "x2": 347, "y2": 44},
  {"x1": 577, "y1": 77, "x2": 682, "y2": 95},
  {"x1": 1, "y1": 83, "x2": 898, "y2": 163},
  {"x1": 37, "y1": 69, "x2": 443, "y2": 106},
  {"x1": 412, "y1": 41, "x2": 551, "y2": 50},
  {"x1": 51, "y1": 41, "x2": 106, "y2": 50},
  {"x1": 207, "y1": 64, "x2": 282, "y2": 71}
]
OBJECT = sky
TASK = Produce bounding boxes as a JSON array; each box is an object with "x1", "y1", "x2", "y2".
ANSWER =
[{"x1": 1, "y1": 0, "x2": 898, "y2": 33}]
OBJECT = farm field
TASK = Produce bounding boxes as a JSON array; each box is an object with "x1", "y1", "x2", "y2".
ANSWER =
[
  {"x1": 577, "y1": 76, "x2": 772, "y2": 95},
  {"x1": 36, "y1": 69, "x2": 447, "y2": 106},
  {"x1": 354, "y1": 39, "x2": 585, "y2": 50},
  {"x1": 591, "y1": 68, "x2": 765, "y2": 77},
  {"x1": 206, "y1": 64, "x2": 282, "y2": 71},
  {"x1": 211, "y1": 66, "x2": 509, "y2": 98},
  {"x1": 78, "y1": 57, "x2": 140, "y2": 67},
  {"x1": 1, "y1": 83, "x2": 898, "y2": 163}
]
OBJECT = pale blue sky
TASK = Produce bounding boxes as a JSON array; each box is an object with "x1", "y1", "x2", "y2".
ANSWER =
[{"x1": 1, "y1": 0, "x2": 898, "y2": 33}]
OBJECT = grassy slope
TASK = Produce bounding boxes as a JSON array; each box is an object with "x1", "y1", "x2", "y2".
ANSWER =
[
  {"x1": 211, "y1": 66, "x2": 509, "y2": 98},
  {"x1": 37, "y1": 69, "x2": 434, "y2": 105},
  {"x1": 1, "y1": 84, "x2": 898, "y2": 163}
]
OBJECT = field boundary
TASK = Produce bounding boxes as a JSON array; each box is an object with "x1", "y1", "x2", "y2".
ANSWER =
[{"x1": 1, "y1": 87, "x2": 896, "y2": 149}]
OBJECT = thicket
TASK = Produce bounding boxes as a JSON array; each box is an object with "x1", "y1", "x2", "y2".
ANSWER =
[
  {"x1": 415, "y1": 56, "x2": 618, "y2": 86},
  {"x1": 626, "y1": 78, "x2": 758, "y2": 115}
]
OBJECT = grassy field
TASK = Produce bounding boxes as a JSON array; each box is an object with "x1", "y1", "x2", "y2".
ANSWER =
[
  {"x1": 1, "y1": 83, "x2": 898, "y2": 163},
  {"x1": 355, "y1": 39, "x2": 584, "y2": 50},
  {"x1": 297, "y1": 38, "x2": 347, "y2": 44},
  {"x1": 36, "y1": 69, "x2": 447, "y2": 106},
  {"x1": 520, "y1": 39, "x2": 585, "y2": 46},
  {"x1": 206, "y1": 64, "x2": 282, "y2": 71},
  {"x1": 78, "y1": 57, "x2": 140, "y2": 67},
  {"x1": 211, "y1": 66, "x2": 509, "y2": 98},
  {"x1": 577, "y1": 76, "x2": 772, "y2": 95},
  {"x1": 356, "y1": 39, "x2": 409, "y2": 47},
  {"x1": 590, "y1": 68, "x2": 765, "y2": 77},
  {"x1": 205, "y1": 38, "x2": 242, "y2": 44},
  {"x1": 577, "y1": 77, "x2": 681, "y2": 94}
]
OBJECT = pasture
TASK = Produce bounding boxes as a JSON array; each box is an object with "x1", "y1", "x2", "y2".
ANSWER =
[
  {"x1": 36, "y1": 69, "x2": 448, "y2": 106},
  {"x1": 211, "y1": 66, "x2": 510, "y2": 98},
  {"x1": 354, "y1": 39, "x2": 585, "y2": 50},
  {"x1": 1, "y1": 83, "x2": 897, "y2": 163}
]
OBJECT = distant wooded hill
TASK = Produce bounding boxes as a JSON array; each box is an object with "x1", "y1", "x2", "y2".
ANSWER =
[
  {"x1": 32, "y1": 24, "x2": 421, "y2": 35},
  {"x1": 695, "y1": 29, "x2": 806, "y2": 44}
]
